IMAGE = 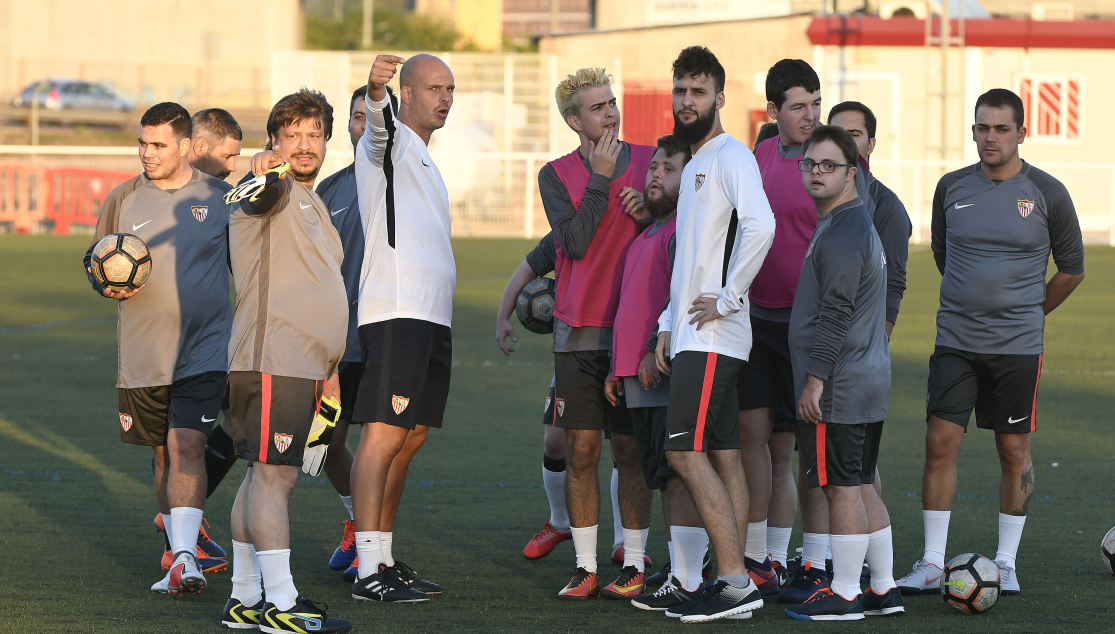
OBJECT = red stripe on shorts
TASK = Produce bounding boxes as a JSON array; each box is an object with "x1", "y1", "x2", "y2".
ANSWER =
[
  {"x1": 259, "y1": 373, "x2": 272, "y2": 463},
  {"x1": 816, "y1": 422, "x2": 828, "y2": 486},
  {"x1": 1030, "y1": 354, "x2": 1042, "y2": 432},
  {"x1": 694, "y1": 353, "x2": 718, "y2": 452}
]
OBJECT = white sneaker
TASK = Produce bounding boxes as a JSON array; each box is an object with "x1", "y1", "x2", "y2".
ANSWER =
[
  {"x1": 150, "y1": 569, "x2": 172, "y2": 594},
  {"x1": 896, "y1": 559, "x2": 943, "y2": 595},
  {"x1": 168, "y1": 551, "x2": 207, "y2": 595},
  {"x1": 995, "y1": 560, "x2": 1020, "y2": 595}
]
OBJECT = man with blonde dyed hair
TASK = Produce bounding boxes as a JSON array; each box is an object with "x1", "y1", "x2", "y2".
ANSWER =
[{"x1": 540, "y1": 67, "x2": 657, "y2": 600}]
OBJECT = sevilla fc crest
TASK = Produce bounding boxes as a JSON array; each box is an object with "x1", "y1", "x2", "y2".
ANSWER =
[
  {"x1": 556, "y1": 398, "x2": 565, "y2": 417},
  {"x1": 191, "y1": 205, "x2": 209, "y2": 222},
  {"x1": 392, "y1": 395, "x2": 410, "y2": 415},
  {"x1": 273, "y1": 433, "x2": 293, "y2": 453},
  {"x1": 694, "y1": 173, "x2": 706, "y2": 192},
  {"x1": 119, "y1": 413, "x2": 133, "y2": 432},
  {"x1": 1017, "y1": 199, "x2": 1035, "y2": 219}
]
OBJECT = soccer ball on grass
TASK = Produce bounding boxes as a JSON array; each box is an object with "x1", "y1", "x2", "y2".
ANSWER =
[
  {"x1": 1100, "y1": 526, "x2": 1115, "y2": 576},
  {"x1": 941, "y1": 553, "x2": 1001, "y2": 614}
]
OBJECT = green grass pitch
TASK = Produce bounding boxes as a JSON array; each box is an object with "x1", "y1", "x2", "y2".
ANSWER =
[{"x1": 1, "y1": 235, "x2": 1113, "y2": 633}]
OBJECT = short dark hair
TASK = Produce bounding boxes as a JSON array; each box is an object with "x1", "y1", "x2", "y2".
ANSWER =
[
  {"x1": 765, "y1": 59, "x2": 820, "y2": 110},
  {"x1": 802, "y1": 125, "x2": 859, "y2": 166},
  {"x1": 141, "y1": 102, "x2": 191, "y2": 139},
  {"x1": 672, "y1": 46, "x2": 725, "y2": 94},
  {"x1": 754, "y1": 121, "x2": 779, "y2": 150},
  {"x1": 827, "y1": 101, "x2": 876, "y2": 139},
  {"x1": 350, "y1": 85, "x2": 398, "y2": 116},
  {"x1": 191, "y1": 108, "x2": 242, "y2": 144},
  {"x1": 267, "y1": 88, "x2": 333, "y2": 142},
  {"x1": 975, "y1": 88, "x2": 1025, "y2": 129},
  {"x1": 655, "y1": 134, "x2": 693, "y2": 164}
]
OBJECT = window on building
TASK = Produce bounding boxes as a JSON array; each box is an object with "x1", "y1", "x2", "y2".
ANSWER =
[{"x1": 1018, "y1": 75, "x2": 1082, "y2": 143}]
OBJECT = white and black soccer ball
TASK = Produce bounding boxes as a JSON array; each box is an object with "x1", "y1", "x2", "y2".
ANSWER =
[
  {"x1": 516, "y1": 276, "x2": 555, "y2": 335},
  {"x1": 90, "y1": 232, "x2": 152, "y2": 292},
  {"x1": 941, "y1": 553, "x2": 1001, "y2": 614},
  {"x1": 1100, "y1": 526, "x2": 1115, "y2": 576}
]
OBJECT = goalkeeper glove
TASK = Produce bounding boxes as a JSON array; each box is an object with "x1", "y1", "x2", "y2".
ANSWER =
[
  {"x1": 303, "y1": 395, "x2": 340, "y2": 477},
  {"x1": 224, "y1": 162, "x2": 291, "y2": 205}
]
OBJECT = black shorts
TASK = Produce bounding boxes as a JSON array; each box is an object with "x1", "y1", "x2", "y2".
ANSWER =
[
  {"x1": 336, "y1": 361, "x2": 363, "y2": 423},
  {"x1": 799, "y1": 421, "x2": 883, "y2": 488},
  {"x1": 229, "y1": 372, "x2": 323, "y2": 466},
  {"x1": 553, "y1": 350, "x2": 634, "y2": 435},
  {"x1": 664, "y1": 351, "x2": 744, "y2": 452},
  {"x1": 630, "y1": 406, "x2": 677, "y2": 489},
  {"x1": 353, "y1": 319, "x2": 452, "y2": 430},
  {"x1": 737, "y1": 316, "x2": 796, "y2": 433},
  {"x1": 117, "y1": 371, "x2": 226, "y2": 446},
  {"x1": 927, "y1": 346, "x2": 1042, "y2": 434}
]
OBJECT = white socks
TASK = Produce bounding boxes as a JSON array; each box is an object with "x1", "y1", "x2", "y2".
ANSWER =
[
  {"x1": 169, "y1": 507, "x2": 203, "y2": 558},
  {"x1": 542, "y1": 465, "x2": 569, "y2": 532},
  {"x1": 355, "y1": 530, "x2": 384, "y2": 578},
  {"x1": 802, "y1": 532, "x2": 828, "y2": 569},
  {"x1": 340, "y1": 495, "x2": 354, "y2": 521},
  {"x1": 745, "y1": 520, "x2": 767, "y2": 562},
  {"x1": 571, "y1": 525, "x2": 598, "y2": 573},
  {"x1": 256, "y1": 549, "x2": 299, "y2": 611},
  {"x1": 768, "y1": 526, "x2": 793, "y2": 565},
  {"x1": 671, "y1": 526, "x2": 708, "y2": 592},
  {"x1": 230, "y1": 540, "x2": 263, "y2": 606},
  {"x1": 610, "y1": 468, "x2": 622, "y2": 549},
  {"x1": 830, "y1": 534, "x2": 869, "y2": 600},
  {"x1": 381, "y1": 531, "x2": 395, "y2": 567},
  {"x1": 922, "y1": 510, "x2": 951, "y2": 568},
  {"x1": 996, "y1": 513, "x2": 1026, "y2": 568},
  {"x1": 866, "y1": 526, "x2": 896, "y2": 593},
  {"x1": 622, "y1": 527, "x2": 649, "y2": 572}
]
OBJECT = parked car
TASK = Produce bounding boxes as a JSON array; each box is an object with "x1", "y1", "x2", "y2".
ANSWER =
[{"x1": 12, "y1": 80, "x2": 132, "y2": 111}]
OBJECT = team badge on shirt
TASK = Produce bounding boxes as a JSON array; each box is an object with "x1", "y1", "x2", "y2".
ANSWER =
[
  {"x1": 556, "y1": 398, "x2": 565, "y2": 417},
  {"x1": 119, "y1": 413, "x2": 132, "y2": 432},
  {"x1": 1017, "y1": 199, "x2": 1035, "y2": 219},
  {"x1": 392, "y1": 395, "x2": 410, "y2": 415},
  {"x1": 694, "y1": 174, "x2": 706, "y2": 192},
  {"x1": 273, "y1": 433, "x2": 293, "y2": 453},
  {"x1": 191, "y1": 205, "x2": 209, "y2": 222}
]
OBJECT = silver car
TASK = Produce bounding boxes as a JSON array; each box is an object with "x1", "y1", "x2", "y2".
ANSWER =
[{"x1": 12, "y1": 79, "x2": 132, "y2": 111}]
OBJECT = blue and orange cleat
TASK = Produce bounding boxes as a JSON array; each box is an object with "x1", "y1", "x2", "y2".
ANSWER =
[
  {"x1": 329, "y1": 520, "x2": 357, "y2": 571},
  {"x1": 746, "y1": 555, "x2": 782, "y2": 595}
]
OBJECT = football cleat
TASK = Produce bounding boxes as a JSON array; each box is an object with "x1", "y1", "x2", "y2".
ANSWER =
[
  {"x1": 611, "y1": 544, "x2": 651, "y2": 566},
  {"x1": 198, "y1": 518, "x2": 227, "y2": 560},
  {"x1": 777, "y1": 561, "x2": 829, "y2": 604},
  {"x1": 328, "y1": 520, "x2": 356, "y2": 571},
  {"x1": 259, "y1": 596, "x2": 352, "y2": 633},
  {"x1": 557, "y1": 567, "x2": 598, "y2": 600},
  {"x1": 156, "y1": 514, "x2": 227, "y2": 573},
  {"x1": 151, "y1": 569, "x2": 172, "y2": 595},
  {"x1": 601, "y1": 565, "x2": 644, "y2": 599},
  {"x1": 523, "y1": 520, "x2": 572, "y2": 559},
  {"x1": 342, "y1": 556, "x2": 359, "y2": 583},
  {"x1": 390, "y1": 560, "x2": 443, "y2": 595},
  {"x1": 168, "y1": 551, "x2": 206, "y2": 596},
  {"x1": 896, "y1": 559, "x2": 943, "y2": 595},
  {"x1": 995, "y1": 560, "x2": 1020, "y2": 595},
  {"x1": 630, "y1": 576, "x2": 700, "y2": 611},
  {"x1": 677, "y1": 580, "x2": 763, "y2": 623},
  {"x1": 784, "y1": 588, "x2": 864, "y2": 621},
  {"x1": 771, "y1": 560, "x2": 790, "y2": 587},
  {"x1": 862, "y1": 587, "x2": 904, "y2": 616},
  {"x1": 160, "y1": 543, "x2": 228, "y2": 573},
  {"x1": 645, "y1": 561, "x2": 672, "y2": 587},
  {"x1": 222, "y1": 597, "x2": 266, "y2": 629},
  {"x1": 746, "y1": 556, "x2": 781, "y2": 595},
  {"x1": 351, "y1": 563, "x2": 430, "y2": 603},
  {"x1": 786, "y1": 555, "x2": 833, "y2": 578}
]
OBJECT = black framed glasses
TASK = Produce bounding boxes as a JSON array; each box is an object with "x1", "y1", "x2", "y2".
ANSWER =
[{"x1": 798, "y1": 159, "x2": 854, "y2": 173}]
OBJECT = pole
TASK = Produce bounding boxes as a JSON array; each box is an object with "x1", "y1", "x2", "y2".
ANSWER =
[
  {"x1": 940, "y1": 0, "x2": 949, "y2": 160},
  {"x1": 31, "y1": 82, "x2": 45, "y2": 146},
  {"x1": 363, "y1": 0, "x2": 373, "y2": 49}
]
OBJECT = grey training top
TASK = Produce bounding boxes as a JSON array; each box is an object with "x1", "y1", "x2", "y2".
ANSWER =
[
  {"x1": 789, "y1": 198, "x2": 890, "y2": 424},
  {"x1": 316, "y1": 164, "x2": 364, "y2": 364},
  {"x1": 931, "y1": 162, "x2": 1085, "y2": 355},
  {"x1": 540, "y1": 143, "x2": 634, "y2": 352},
  {"x1": 865, "y1": 171, "x2": 912, "y2": 324},
  {"x1": 525, "y1": 231, "x2": 557, "y2": 277},
  {"x1": 84, "y1": 170, "x2": 233, "y2": 389}
]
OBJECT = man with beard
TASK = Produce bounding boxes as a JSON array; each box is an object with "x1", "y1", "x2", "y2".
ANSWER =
[
  {"x1": 655, "y1": 46, "x2": 775, "y2": 623},
  {"x1": 188, "y1": 109, "x2": 243, "y2": 181},
  {"x1": 221, "y1": 89, "x2": 352, "y2": 633},
  {"x1": 539, "y1": 67, "x2": 656, "y2": 600}
]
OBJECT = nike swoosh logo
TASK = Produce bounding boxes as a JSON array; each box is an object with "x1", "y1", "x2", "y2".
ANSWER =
[
  {"x1": 132, "y1": 220, "x2": 153, "y2": 230},
  {"x1": 1007, "y1": 416, "x2": 1029, "y2": 424},
  {"x1": 330, "y1": 207, "x2": 347, "y2": 216},
  {"x1": 668, "y1": 431, "x2": 688, "y2": 439},
  {"x1": 926, "y1": 573, "x2": 942, "y2": 584},
  {"x1": 299, "y1": 201, "x2": 312, "y2": 209},
  {"x1": 954, "y1": 203, "x2": 974, "y2": 209},
  {"x1": 201, "y1": 415, "x2": 216, "y2": 423}
]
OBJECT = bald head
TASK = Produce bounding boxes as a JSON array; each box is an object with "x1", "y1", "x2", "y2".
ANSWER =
[
  {"x1": 396, "y1": 53, "x2": 454, "y2": 142},
  {"x1": 399, "y1": 53, "x2": 450, "y2": 90}
]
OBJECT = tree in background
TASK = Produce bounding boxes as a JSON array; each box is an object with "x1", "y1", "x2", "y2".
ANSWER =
[{"x1": 305, "y1": 0, "x2": 481, "y2": 52}]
